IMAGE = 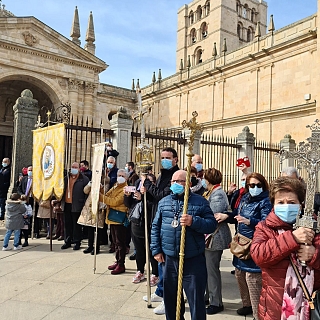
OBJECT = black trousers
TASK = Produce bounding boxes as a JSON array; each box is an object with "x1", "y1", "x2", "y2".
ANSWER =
[
  {"x1": 132, "y1": 232, "x2": 158, "y2": 276},
  {"x1": 19, "y1": 229, "x2": 29, "y2": 244},
  {"x1": 110, "y1": 224, "x2": 126, "y2": 266},
  {"x1": 87, "y1": 226, "x2": 101, "y2": 250},
  {"x1": 64, "y1": 203, "x2": 82, "y2": 244}
]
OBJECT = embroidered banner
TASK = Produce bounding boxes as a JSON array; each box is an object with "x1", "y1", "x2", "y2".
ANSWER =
[
  {"x1": 32, "y1": 123, "x2": 65, "y2": 201},
  {"x1": 91, "y1": 143, "x2": 106, "y2": 219}
]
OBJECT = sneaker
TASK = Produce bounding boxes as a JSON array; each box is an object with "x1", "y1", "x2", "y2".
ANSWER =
[
  {"x1": 132, "y1": 271, "x2": 145, "y2": 284},
  {"x1": 237, "y1": 306, "x2": 253, "y2": 316},
  {"x1": 143, "y1": 293, "x2": 163, "y2": 303},
  {"x1": 206, "y1": 305, "x2": 224, "y2": 315},
  {"x1": 149, "y1": 274, "x2": 159, "y2": 287},
  {"x1": 154, "y1": 301, "x2": 165, "y2": 315},
  {"x1": 2, "y1": 246, "x2": 12, "y2": 251},
  {"x1": 14, "y1": 245, "x2": 22, "y2": 250}
]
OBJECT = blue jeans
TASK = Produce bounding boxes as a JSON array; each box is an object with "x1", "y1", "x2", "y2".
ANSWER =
[
  {"x1": 155, "y1": 262, "x2": 164, "y2": 297},
  {"x1": 0, "y1": 197, "x2": 6, "y2": 218},
  {"x1": 3, "y1": 229, "x2": 21, "y2": 248},
  {"x1": 163, "y1": 254, "x2": 207, "y2": 320}
]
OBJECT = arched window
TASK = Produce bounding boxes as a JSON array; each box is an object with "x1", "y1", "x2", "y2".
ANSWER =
[
  {"x1": 190, "y1": 28, "x2": 197, "y2": 44},
  {"x1": 201, "y1": 22, "x2": 208, "y2": 39},
  {"x1": 197, "y1": 5, "x2": 202, "y2": 20},
  {"x1": 236, "y1": 1, "x2": 241, "y2": 16},
  {"x1": 243, "y1": 4, "x2": 248, "y2": 19},
  {"x1": 189, "y1": 10, "x2": 194, "y2": 25},
  {"x1": 195, "y1": 48, "x2": 203, "y2": 64},
  {"x1": 251, "y1": 8, "x2": 255, "y2": 22},
  {"x1": 205, "y1": 1, "x2": 210, "y2": 16},
  {"x1": 247, "y1": 27, "x2": 253, "y2": 42},
  {"x1": 237, "y1": 23, "x2": 243, "y2": 39}
]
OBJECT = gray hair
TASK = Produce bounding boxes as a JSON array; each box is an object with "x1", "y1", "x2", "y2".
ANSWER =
[
  {"x1": 117, "y1": 168, "x2": 130, "y2": 179},
  {"x1": 281, "y1": 166, "x2": 300, "y2": 179},
  {"x1": 107, "y1": 156, "x2": 116, "y2": 163}
]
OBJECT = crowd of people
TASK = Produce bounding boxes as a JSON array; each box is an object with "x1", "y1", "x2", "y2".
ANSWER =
[{"x1": 1, "y1": 142, "x2": 320, "y2": 320}]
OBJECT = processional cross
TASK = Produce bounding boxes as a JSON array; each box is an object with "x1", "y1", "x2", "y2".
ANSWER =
[{"x1": 277, "y1": 119, "x2": 320, "y2": 232}]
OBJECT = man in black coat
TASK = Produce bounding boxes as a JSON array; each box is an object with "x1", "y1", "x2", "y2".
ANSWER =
[
  {"x1": 0, "y1": 157, "x2": 11, "y2": 220},
  {"x1": 61, "y1": 162, "x2": 89, "y2": 250}
]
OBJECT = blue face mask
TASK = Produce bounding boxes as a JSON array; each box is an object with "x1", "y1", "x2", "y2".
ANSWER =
[
  {"x1": 125, "y1": 167, "x2": 129, "y2": 172},
  {"x1": 2, "y1": 162, "x2": 7, "y2": 167},
  {"x1": 170, "y1": 183, "x2": 184, "y2": 195},
  {"x1": 274, "y1": 204, "x2": 300, "y2": 223},
  {"x1": 195, "y1": 163, "x2": 203, "y2": 172},
  {"x1": 107, "y1": 163, "x2": 114, "y2": 169},
  {"x1": 201, "y1": 179, "x2": 207, "y2": 189},
  {"x1": 161, "y1": 159, "x2": 173, "y2": 170},
  {"x1": 249, "y1": 186, "x2": 263, "y2": 197},
  {"x1": 70, "y1": 168, "x2": 78, "y2": 175},
  {"x1": 27, "y1": 171, "x2": 33, "y2": 177},
  {"x1": 241, "y1": 180, "x2": 246, "y2": 188}
]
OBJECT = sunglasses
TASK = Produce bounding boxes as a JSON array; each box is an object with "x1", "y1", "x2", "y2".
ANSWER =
[{"x1": 247, "y1": 183, "x2": 262, "y2": 188}]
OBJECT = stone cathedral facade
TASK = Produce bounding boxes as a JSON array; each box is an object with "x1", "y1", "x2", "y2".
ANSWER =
[{"x1": 0, "y1": 0, "x2": 319, "y2": 162}]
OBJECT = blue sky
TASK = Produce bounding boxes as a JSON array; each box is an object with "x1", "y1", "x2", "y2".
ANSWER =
[{"x1": 6, "y1": 0, "x2": 318, "y2": 89}]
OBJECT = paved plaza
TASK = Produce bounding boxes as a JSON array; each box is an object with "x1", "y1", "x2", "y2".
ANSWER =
[{"x1": 0, "y1": 223, "x2": 253, "y2": 320}]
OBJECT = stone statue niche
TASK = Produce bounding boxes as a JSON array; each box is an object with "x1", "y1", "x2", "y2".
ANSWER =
[{"x1": 4, "y1": 97, "x2": 14, "y2": 122}]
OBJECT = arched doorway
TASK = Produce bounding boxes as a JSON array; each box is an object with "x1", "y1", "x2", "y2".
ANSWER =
[{"x1": 0, "y1": 75, "x2": 61, "y2": 161}]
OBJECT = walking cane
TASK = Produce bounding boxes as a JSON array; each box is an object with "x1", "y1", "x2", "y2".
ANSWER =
[{"x1": 176, "y1": 112, "x2": 203, "y2": 320}]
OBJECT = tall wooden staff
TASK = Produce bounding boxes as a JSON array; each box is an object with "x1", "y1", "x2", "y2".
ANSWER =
[
  {"x1": 132, "y1": 80, "x2": 154, "y2": 308},
  {"x1": 176, "y1": 111, "x2": 203, "y2": 320}
]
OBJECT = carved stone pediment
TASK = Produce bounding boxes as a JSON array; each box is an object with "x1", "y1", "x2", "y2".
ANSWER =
[{"x1": 22, "y1": 31, "x2": 37, "y2": 47}]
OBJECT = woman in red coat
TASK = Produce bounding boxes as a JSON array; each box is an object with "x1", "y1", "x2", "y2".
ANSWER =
[{"x1": 251, "y1": 177, "x2": 320, "y2": 320}]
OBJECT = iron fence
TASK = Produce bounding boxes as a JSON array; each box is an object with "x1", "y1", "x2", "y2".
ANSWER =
[
  {"x1": 131, "y1": 126, "x2": 186, "y2": 175},
  {"x1": 254, "y1": 141, "x2": 281, "y2": 184},
  {"x1": 200, "y1": 134, "x2": 240, "y2": 190}
]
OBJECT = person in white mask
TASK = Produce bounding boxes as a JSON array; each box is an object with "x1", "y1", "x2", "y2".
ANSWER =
[
  {"x1": 251, "y1": 177, "x2": 320, "y2": 320},
  {"x1": 231, "y1": 172, "x2": 272, "y2": 320},
  {"x1": 99, "y1": 169, "x2": 129, "y2": 275}
]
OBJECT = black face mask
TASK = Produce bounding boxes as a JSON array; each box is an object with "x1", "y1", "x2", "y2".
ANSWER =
[{"x1": 191, "y1": 176, "x2": 198, "y2": 187}]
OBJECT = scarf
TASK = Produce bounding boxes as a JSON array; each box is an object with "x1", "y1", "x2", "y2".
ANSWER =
[
  {"x1": 190, "y1": 178, "x2": 203, "y2": 193},
  {"x1": 203, "y1": 184, "x2": 221, "y2": 200},
  {"x1": 234, "y1": 187, "x2": 246, "y2": 209},
  {"x1": 278, "y1": 230, "x2": 314, "y2": 320}
]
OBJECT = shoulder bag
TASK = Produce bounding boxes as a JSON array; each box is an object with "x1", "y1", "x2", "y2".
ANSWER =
[
  {"x1": 290, "y1": 256, "x2": 320, "y2": 320},
  {"x1": 128, "y1": 201, "x2": 143, "y2": 226},
  {"x1": 230, "y1": 232, "x2": 252, "y2": 260}
]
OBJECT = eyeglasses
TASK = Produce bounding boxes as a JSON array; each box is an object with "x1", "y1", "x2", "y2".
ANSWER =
[
  {"x1": 248, "y1": 183, "x2": 262, "y2": 188},
  {"x1": 171, "y1": 180, "x2": 186, "y2": 183}
]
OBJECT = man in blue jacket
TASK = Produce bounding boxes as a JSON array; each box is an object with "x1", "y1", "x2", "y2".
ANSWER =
[{"x1": 150, "y1": 169, "x2": 217, "y2": 320}]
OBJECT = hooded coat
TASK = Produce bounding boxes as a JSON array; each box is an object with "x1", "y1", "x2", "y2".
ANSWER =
[
  {"x1": 5, "y1": 199, "x2": 26, "y2": 230},
  {"x1": 251, "y1": 210, "x2": 320, "y2": 320}
]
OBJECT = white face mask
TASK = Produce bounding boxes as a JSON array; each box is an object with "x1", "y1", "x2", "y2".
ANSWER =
[{"x1": 117, "y1": 176, "x2": 126, "y2": 184}]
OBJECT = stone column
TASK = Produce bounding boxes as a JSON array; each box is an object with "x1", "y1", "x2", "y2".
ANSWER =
[
  {"x1": 109, "y1": 107, "x2": 133, "y2": 169},
  {"x1": 8, "y1": 89, "x2": 38, "y2": 194},
  {"x1": 68, "y1": 78, "x2": 82, "y2": 118},
  {"x1": 237, "y1": 126, "x2": 255, "y2": 172},
  {"x1": 84, "y1": 82, "x2": 95, "y2": 120},
  {"x1": 280, "y1": 134, "x2": 296, "y2": 170},
  {"x1": 182, "y1": 128, "x2": 202, "y2": 166}
]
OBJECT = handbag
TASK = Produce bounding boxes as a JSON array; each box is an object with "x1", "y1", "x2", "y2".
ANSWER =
[
  {"x1": 230, "y1": 232, "x2": 252, "y2": 260},
  {"x1": 290, "y1": 256, "x2": 320, "y2": 320},
  {"x1": 108, "y1": 208, "x2": 127, "y2": 224},
  {"x1": 128, "y1": 201, "x2": 143, "y2": 226},
  {"x1": 205, "y1": 224, "x2": 221, "y2": 249}
]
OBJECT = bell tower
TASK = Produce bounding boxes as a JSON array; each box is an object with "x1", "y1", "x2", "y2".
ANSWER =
[{"x1": 176, "y1": 0, "x2": 268, "y2": 71}]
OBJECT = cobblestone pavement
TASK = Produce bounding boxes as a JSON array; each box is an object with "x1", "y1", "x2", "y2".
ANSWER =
[{"x1": 0, "y1": 223, "x2": 253, "y2": 320}]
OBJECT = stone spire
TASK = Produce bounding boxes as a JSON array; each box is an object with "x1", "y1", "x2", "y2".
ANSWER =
[
  {"x1": 70, "y1": 6, "x2": 81, "y2": 46},
  {"x1": 255, "y1": 22, "x2": 261, "y2": 38},
  {"x1": 268, "y1": 15, "x2": 275, "y2": 33},
  {"x1": 84, "y1": 11, "x2": 96, "y2": 55}
]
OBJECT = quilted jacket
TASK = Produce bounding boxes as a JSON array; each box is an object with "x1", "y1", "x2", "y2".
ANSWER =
[
  {"x1": 251, "y1": 210, "x2": 320, "y2": 320},
  {"x1": 232, "y1": 190, "x2": 272, "y2": 272},
  {"x1": 150, "y1": 192, "x2": 217, "y2": 259}
]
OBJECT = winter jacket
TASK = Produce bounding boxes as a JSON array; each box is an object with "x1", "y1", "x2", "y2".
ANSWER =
[
  {"x1": 61, "y1": 173, "x2": 89, "y2": 213},
  {"x1": 99, "y1": 181, "x2": 128, "y2": 225},
  {"x1": 150, "y1": 192, "x2": 217, "y2": 259},
  {"x1": 108, "y1": 167, "x2": 118, "y2": 188},
  {"x1": 232, "y1": 190, "x2": 272, "y2": 273},
  {"x1": 0, "y1": 165, "x2": 11, "y2": 198},
  {"x1": 5, "y1": 199, "x2": 26, "y2": 230},
  {"x1": 205, "y1": 186, "x2": 232, "y2": 251},
  {"x1": 144, "y1": 164, "x2": 179, "y2": 224},
  {"x1": 251, "y1": 210, "x2": 320, "y2": 320}
]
